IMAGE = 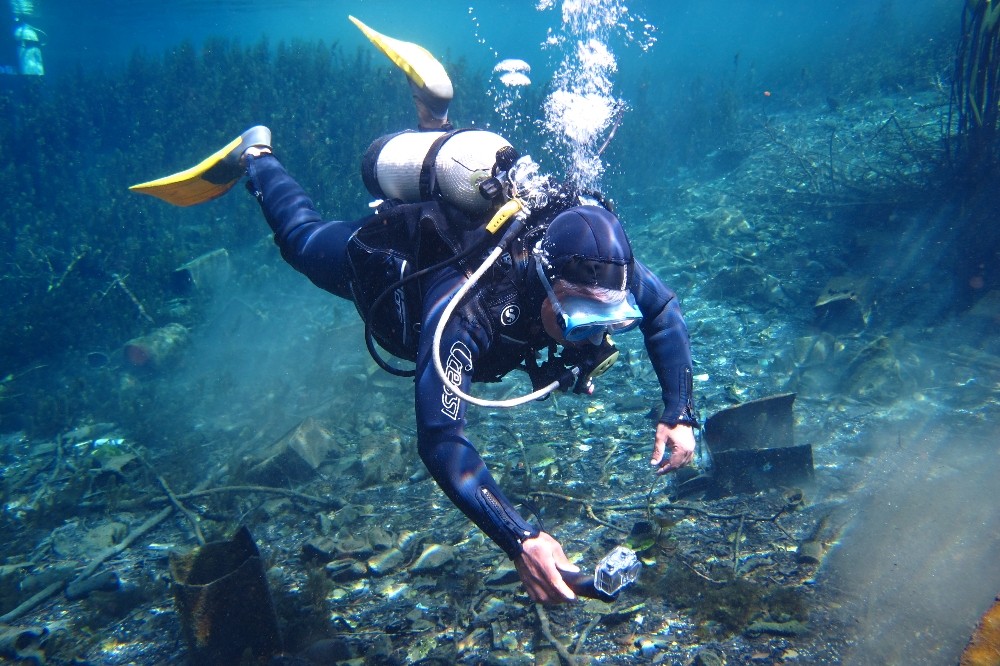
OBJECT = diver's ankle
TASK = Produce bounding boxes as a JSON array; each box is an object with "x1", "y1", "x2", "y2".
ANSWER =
[{"x1": 241, "y1": 146, "x2": 272, "y2": 166}]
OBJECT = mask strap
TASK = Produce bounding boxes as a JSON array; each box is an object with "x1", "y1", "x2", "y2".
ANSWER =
[{"x1": 534, "y1": 256, "x2": 567, "y2": 329}]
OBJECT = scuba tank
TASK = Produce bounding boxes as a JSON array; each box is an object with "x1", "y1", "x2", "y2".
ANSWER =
[
  {"x1": 354, "y1": 131, "x2": 555, "y2": 376},
  {"x1": 361, "y1": 129, "x2": 513, "y2": 217},
  {"x1": 14, "y1": 21, "x2": 43, "y2": 76}
]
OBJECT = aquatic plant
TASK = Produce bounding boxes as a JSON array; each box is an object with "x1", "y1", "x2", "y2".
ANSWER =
[
  {"x1": 949, "y1": 0, "x2": 1000, "y2": 177},
  {"x1": 0, "y1": 37, "x2": 498, "y2": 433}
]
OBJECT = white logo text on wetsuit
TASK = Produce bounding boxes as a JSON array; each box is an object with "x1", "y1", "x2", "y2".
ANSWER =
[{"x1": 441, "y1": 341, "x2": 473, "y2": 420}]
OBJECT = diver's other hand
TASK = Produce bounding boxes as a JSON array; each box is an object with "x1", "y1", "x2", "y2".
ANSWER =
[
  {"x1": 514, "y1": 532, "x2": 579, "y2": 604},
  {"x1": 651, "y1": 422, "x2": 695, "y2": 475}
]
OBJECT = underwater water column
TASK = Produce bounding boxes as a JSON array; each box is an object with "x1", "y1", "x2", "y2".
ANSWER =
[{"x1": 539, "y1": 0, "x2": 653, "y2": 191}]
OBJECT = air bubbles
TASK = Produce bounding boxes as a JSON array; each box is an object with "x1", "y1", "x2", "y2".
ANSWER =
[
  {"x1": 494, "y1": 59, "x2": 532, "y2": 87},
  {"x1": 489, "y1": 59, "x2": 532, "y2": 126}
]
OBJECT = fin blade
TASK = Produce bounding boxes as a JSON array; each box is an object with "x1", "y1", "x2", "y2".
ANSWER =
[
  {"x1": 348, "y1": 15, "x2": 452, "y2": 101},
  {"x1": 129, "y1": 177, "x2": 239, "y2": 207},
  {"x1": 129, "y1": 135, "x2": 244, "y2": 207}
]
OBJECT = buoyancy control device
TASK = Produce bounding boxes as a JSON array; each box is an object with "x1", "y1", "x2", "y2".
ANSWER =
[{"x1": 352, "y1": 128, "x2": 622, "y2": 407}]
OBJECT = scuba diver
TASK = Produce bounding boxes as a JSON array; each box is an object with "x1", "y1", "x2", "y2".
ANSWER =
[
  {"x1": 130, "y1": 17, "x2": 697, "y2": 604},
  {"x1": 1, "y1": 1, "x2": 44, "y2": 76}
]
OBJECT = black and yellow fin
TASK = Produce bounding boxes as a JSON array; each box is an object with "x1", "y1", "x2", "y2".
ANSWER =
[{"x1": 129, "y1": 125, "x2": 271, "y2": 207}]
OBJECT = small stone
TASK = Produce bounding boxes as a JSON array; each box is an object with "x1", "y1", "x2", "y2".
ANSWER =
[
  {"x1": 395, "y1": 529, "x2": 419, "y2": 551},
  {"x1": 476, "y1": 596, "x2": 508, "y2": 622},
  {"x1": 409, "y1": 544, "x2": 456, "y2": 574},
  {"x1": 744, "y1": 620, "x2": 808, "y2": 636},
  {"x1": 333, "y1": 534, "x2": 372, "y2": 558},
  {"x1": 796, "y1": 539, "x2": 824, "y2": 564},
  {"x1": 244, "y1": 417, "x2": 341, "y2": 486},
  {"x1": 693, "y1": 647, "x2": 726, "y2": 666},
  {"x1": 367, "y1": 547, "x2": 405, "y2": 576},
  {"x1": 65, "y1": 570, "x2": 120, "y2": 601},
  {"x1": 301, "y1": 536, "x2": 338, "y2": 562},
  {"x1": 366, "y1": 525, "x2": 394, "y2": 551},
  {"x1": 325, "y1": 558, "x2": 367, "y2": 582},
  {"x1": 491, "y1": 622, "x2": 504, "y2": 650},
  {"x1": 485, "y1": 564, "x2": 521, "y2": 587}
]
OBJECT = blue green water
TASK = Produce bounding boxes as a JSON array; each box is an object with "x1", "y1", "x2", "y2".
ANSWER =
[
  {"x1": 40, "y1": 1, "x2": 952, "y2": 86},
  {"x1": 2, "y1": 1, "x2": 998, "y2": 664}
]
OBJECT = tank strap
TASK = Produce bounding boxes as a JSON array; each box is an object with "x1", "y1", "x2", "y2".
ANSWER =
[{"x1": 418, "y1": 128, "x2": 476, "y2": 202}]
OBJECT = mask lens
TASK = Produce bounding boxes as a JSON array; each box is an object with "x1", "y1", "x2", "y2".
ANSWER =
[
  {"x1": 557, "y1": 294, "x2": 642, "y2": 342},
  {"x1": 535, "y1": 252, "x2": 643, "y2": 344}
]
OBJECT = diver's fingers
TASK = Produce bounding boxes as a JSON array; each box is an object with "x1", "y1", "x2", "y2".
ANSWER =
[{"x1": 650, "y1": 423, "x2": 669, "y2": 466}]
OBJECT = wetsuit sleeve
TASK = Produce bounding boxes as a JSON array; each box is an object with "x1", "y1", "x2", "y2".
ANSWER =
[
  {"x1": 414, "y1": 268, "x2": 540, "y2": 559},
  {"x1": 244, "y1": 154, "x2": 364, "y2": 300},
  {"x1": 632, "y1": 260, "x2": 698, "y2": 427}
]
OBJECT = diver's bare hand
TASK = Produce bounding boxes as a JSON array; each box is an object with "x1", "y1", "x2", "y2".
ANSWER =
[
  {"x1": 651, "y1": 422, "x2": 695, "y2": 474},
  {"x1": 514, "y1": 532, "x2": 579, "y2": 604}
]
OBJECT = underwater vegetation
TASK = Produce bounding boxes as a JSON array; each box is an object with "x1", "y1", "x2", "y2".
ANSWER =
[
  {"x1": 0, "y1": 38, "x2": 498, "y2": 434},
  {"x1": 950, "y1": 0, "x2": 1000, "y2": 178}
]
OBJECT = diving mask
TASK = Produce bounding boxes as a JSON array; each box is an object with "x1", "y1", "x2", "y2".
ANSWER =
[{"x1": 535, "y1": 258, "x2": 642, "y2": 345}]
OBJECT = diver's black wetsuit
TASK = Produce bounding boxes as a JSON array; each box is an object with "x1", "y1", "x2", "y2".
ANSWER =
[{"x1": 246, "y1": 154, "x2": 696, "y2": 558}]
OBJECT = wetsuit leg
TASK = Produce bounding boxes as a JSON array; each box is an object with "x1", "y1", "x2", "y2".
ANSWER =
[{"x1": 245, "y1": 154, "x2": 364, "y2": 300}]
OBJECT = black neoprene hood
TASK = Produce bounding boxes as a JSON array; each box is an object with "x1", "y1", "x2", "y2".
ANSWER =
[{"x1": 541, "y1": 205, "x2": 634, "y2": 290}]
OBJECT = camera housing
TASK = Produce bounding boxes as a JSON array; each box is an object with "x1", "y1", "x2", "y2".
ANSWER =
[{"x1": 593, "y1": 545, "x2": 641, "y2": 596}]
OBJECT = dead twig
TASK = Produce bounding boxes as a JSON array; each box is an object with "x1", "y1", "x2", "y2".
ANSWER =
[
  {"x1": 28, "y1": 433, "x2": 65, "y2": 512},
  {"x1": 528, "y1": 491, "x2": 628, "y2": 533},
  {"x1": 176, "y1": 485, "x2": 340, "y2": 507},
  {"x1": 535, "y1": 603, "x2": 577, "y2": 666},
  {"x1": 598, "y1": 439, "x2": 619, "y2": 485},
  {"x1": 610, "y1": 500, "x2": 789, "y2": 525},
  {"x1": 573, "y1": 610, "x2": 606, "y2": 655},
  {"x1": 585, "y1": 505, "x2": 628, "y2": 534},
  {"x1": 108, "y1": 273, "x2": 155, "y2": 324},
  {"x1": 679, "y1": 556, "x2": 729, "y2": 585},
  {"x1": 154, "y1": 474, "x2": 206, "y2": 545},
  {"x1": 80, "y1": 484, "x2": 340, "y2": 512},
  {"x1": 126, "y1": 444, "x2": 206, "y2": 545},
  {"x1": 0, "y1": 505, "x2": 175, "y2": 625},
  {"x1": 0, "y1": 580, "x2": 67, "y2": 624},
  {"x1": 46, "y1": 248, "x2": 87, "y2": 294},
  {"x1": 732, "y1": 512, "x2": 746, "y2": 577}
]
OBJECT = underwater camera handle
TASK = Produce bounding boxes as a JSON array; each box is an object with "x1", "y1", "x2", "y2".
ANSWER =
[{"x1": 560, "y1": 545, "x2": 641, "y2": 603}]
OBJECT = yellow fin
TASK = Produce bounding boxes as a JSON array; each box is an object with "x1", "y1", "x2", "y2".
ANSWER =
[
  {"x1": 348, "y1": 15, "x2": 453, "y2": 105},
  {"x1": 129, "y1": 126, "x2": 270, "y2": 207}
]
